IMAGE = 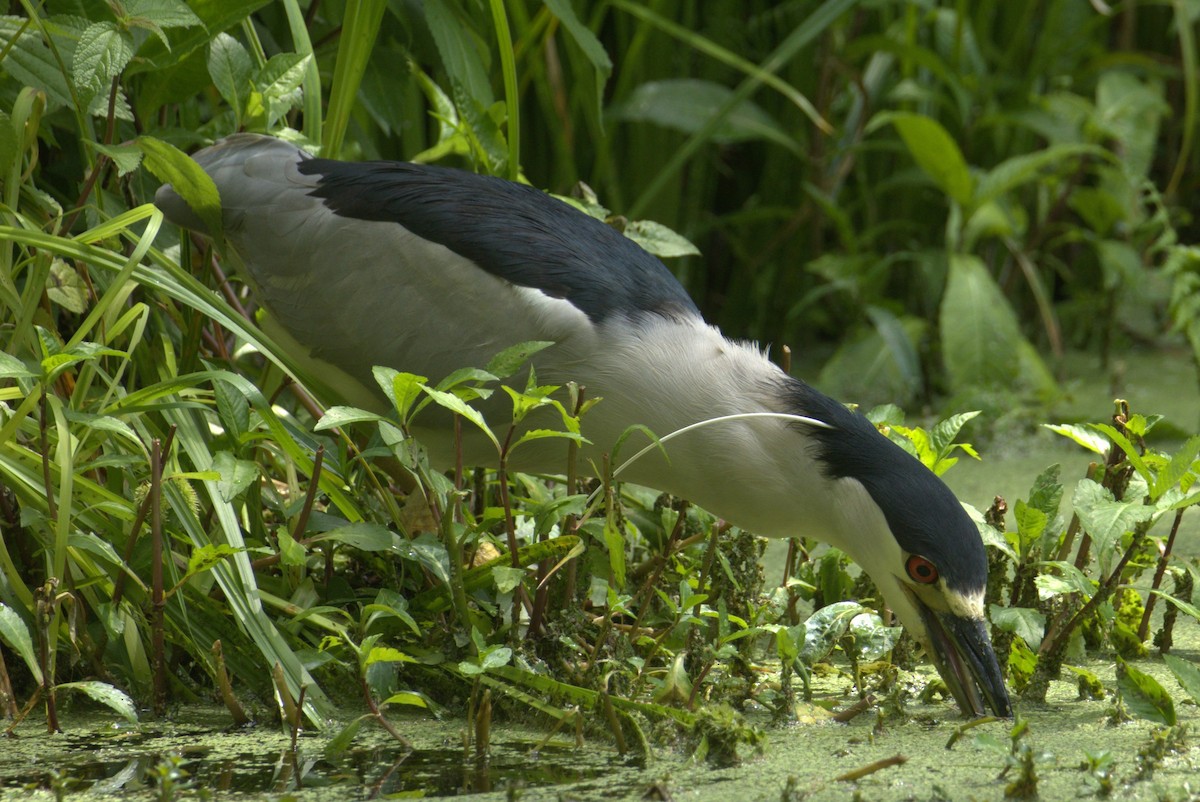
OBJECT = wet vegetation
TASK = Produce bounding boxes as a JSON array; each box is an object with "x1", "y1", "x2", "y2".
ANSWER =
[{"x1": 1, "y1": 0, "x2": 1200, "y2": 799}]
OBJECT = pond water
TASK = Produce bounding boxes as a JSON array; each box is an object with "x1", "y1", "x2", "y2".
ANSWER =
[{"x1": 4, "y1": 349, "x2": 1197, "y2": 801}]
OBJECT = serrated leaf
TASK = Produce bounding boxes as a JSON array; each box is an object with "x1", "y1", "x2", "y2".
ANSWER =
[
  {"x1": 373, "y1": 367, "x2": 426, "y2": 421},
  {"x1": 1073, "y1": 479, "x2": 1157, "y2": 575},
  {"x1": 1034, "y1": 561, "x2": 1096, "y2": 599},
  {"x1": 57, "y1": 681, "x2": 138, "y2": 723},
  {"x1": 1163, "y1": 654, "x2": 1200, "y2": 706},
  {"x1": 89, "y1": 140, "x2": 143, "y2": 176},
  {"x1": 73, "y1": 22, "x2": 134, "y2": 101},
  {"x1": 1116, "y1": 659, "x2": 1176, "y2": 725},
  {"x1": 1027, "y1": 464, "x2": 1064, "y2": 518},
  {"x1": 0, "y1": 604, "x2": 42, "y2": 684},
  {"x1": 1014, "y1": 500, "x2": 1047, "y2": 550},
  {"x1": 365, "y1": 646, "x2": 415, "y2": 666},
  {"x1": 1153, "y1": 436, "x2": 1200, "y2": 501},
  {"x1": 213, "y1": 378, "x2": 250, "y2": 441}
]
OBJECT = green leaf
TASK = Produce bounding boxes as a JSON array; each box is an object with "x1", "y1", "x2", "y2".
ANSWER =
[
  {"x1": 989, "y1": 605, "x2": 1046, "y2": 650},
  {"x1": 411, "y1": 532, "x2": 452, "y2": 587},
  {"x1": 56, "y1": 681, "x2": 138, "y2": 723},
  {"x1": 1152, "y1": 436, "x2": 1200, "y2": 501},
  {"x1": 0, "y1": 604, "x2": 42, "y2": 685},
  {"x1": 366, "y1": 646, "x2": 416, "y2": 666},
  {"x1": 420, "y1": 384, "x2": 498, "y2": 450},
  {"x1": 611, "y1": 79, "x2": 800, "y2": 154},
  {"x1": 492, "y1": 566, "x2": 525, "y2": 594},
  {"x1": 371, "y1": 367, "x2": 426, "y2": 421},
  {"x1": 1043, "y1": 423, "x2": 1110, "y2": 455},
  {"x1": 309, "y1": 522, "x2": 397, "y2": 552},
  {"x1": 207, "y1": 33, "x2": 253, "y2": 120},
  {"x1": 324, "y1": 714, "x2": 368, "y2": 757},
  {"x1": 623, "y1": 219, "x2": 701, "y2": 258},
  {"x1": 880, "y1": 111, "x2": 973, "y2": 207},
  {"x1": 486, "y1": 341, "x2": 554, "y2": 378},
  {"x1": 212, "y1": 451, "x2": 258, "y2": 502},
  {"x1": 382, "y1": 691, "x2": 429, "y2": 709},
  {"x1": 940, "y1": 255, "x2": 1025, "y2": 392},
  {"x1": 138, "y1": 136, "x2": 224, "y2": 240},
  {"x1": 1163, "y1": 654, "x2": 1200, "y2": 706},
  {"x1": 603, "y1": 516, "x2": 627, "y2": 590},
  {"x1": 89, "y1": 141, "x2": 143, "y2": 176},
  {"x1": 0, "y1": 351, "x2": 36, "y2": 380},
  {"x1": 1116, "y1": 659, "x2": 1176, "y2": 725},
  {"x1": 1014, "y1": 500, "x2": 1047, "y2": 551},
  {"x1": 314, "y1": 405, "x2": 387, "y2": 431},
  {"x1": 1072, "y1": 479, "x2": 1157, "y2": 575},
  {"x1": 73, "y1": 22, "x2": 135, "y2": 103},
  {"x1": 123, "y1": 0, "x2": 204, "y2": 29},
  {"x1": 424, "y1": 1, "x2": 494, "y2": 107},
  {"x1": 975, "y1": 143, "x2": 1106, "y2": 206},
  {"x1": 1027, "y1": 464, "x2": 1064, "y2": 518},
  {"x1": 184, "y1": 543, "x2": 241, "y2": 581},
  {"x1": 543, "y1": 0, "x2": 612, "y2": 122}
]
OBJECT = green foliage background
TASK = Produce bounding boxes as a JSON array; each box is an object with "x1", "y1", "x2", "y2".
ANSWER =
[{"x1": 1, "y1": 0, "x2": 1199, "y2": 746}]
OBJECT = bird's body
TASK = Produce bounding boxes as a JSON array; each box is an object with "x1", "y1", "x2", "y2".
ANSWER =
[{"x1": 156, "y1": 134, "x2": 1011, "y2": 718}]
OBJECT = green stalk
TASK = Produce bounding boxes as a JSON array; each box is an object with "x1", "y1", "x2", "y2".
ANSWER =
[
  {"x1": 489, "y1": 0, "x2": 521, "y2": 179},
  {"x1": 323, "y1": 0, "x2": 387, "y2": 158}
]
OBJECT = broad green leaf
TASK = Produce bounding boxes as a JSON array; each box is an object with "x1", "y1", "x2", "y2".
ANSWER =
[
  {"x1": 849, "y1": 612, "x2": 901, "y2": 662},
  {"x1": 975, "y1": 143, "x2": 1106, "y2": 206},
  {"x1": 372, "y1": 367, "x2": 426, "y2": 421},
  {"x1": 881, "y1": 111, "x2": 973, "y2": 207},
  {"x1": 611, "y1": 79, "x2": 800, "y2": 154},
  {"x1": 89, "y1": 141, "x2": 143, "y2": 176},
  {"x1": 989, "y1": 605, "x2": 1046, "y2": 650},
  {"x1": 410, "y1": 532, "x2": 452, "y2": 587},
  {"x1": 207, "y1": 33, "x2": 253, "y2": 120},
  {"x1": 1034, "y1": 561, "x2": 1096, "y2": 599},
  {"x1": 309, "y1": 522, "x2": 397, "y2": 552},
  {"x1": 0, "y1": 604, "x2": 42, "y2": 684},
  {"x1": 366, "y1": 646, "x2": 416, "y2": 666},
  {"x1": 48, "y1": 261, "x2": 88, "y2": 315},
  {"x1": 1072, "y1": 479, "x2": 1157, "y2": 575},
  {"x1": 1014, "y1": 501, "x2": 1047, "y2": 551},
  {"x1": 0, "y1": 352, "x2": 36, "y2": 379},
  {"x1": 1152, "y1": 436, "x2": 1200, "y2": 501},
  {"x1": 1027, "y1": 464, "x2": 1064, "y2": 518},
  {"x1": 623, "y1": 219, "x2": 701, "y2": 258},
  {"x1": 212, "y1": 451, "x2": 257, "y2": 502},
  {"x1": 137, "y1": 136, "x2": 223, "y2": 240},
  {"x1": 1116, "y1": 659, "x2": 1176, "y2": 725},
  {"x1": 73, "y1": 22, "x2": 134, "y2": 102},
  {"x1": 420, "y1": 384, "x2": 497, "y2": 449},
  {"x1": 491, "y1": 566, "x2": 525, "y2": 594},
  {"x1": 1163, "y1": 654, "x2": 1200, "y2": 706},
  {"x1": 940, "y1": 255, "x2": 1025, "y2": 392},
  {"x1": 57, "y1": 681, "x2": 138, "y2": 723},
  {"x1": 314, "y1": 405, "x2": 387, "y2": 431},
  {"x1": 486, "y1": 341, "x2": 554, "y2": 378},
  {"x1": 123, "y1": 0, "x2": 204, "y2": 29},
  {"x1": 801, "y1": 600, "x2": 869, "y2": 664},
  {"x1": 603, "y1": 516, "x2": 627, "y2": 590},
  {"x1": 1043, "y1": 423, "x2": 1110, "y2": 455},
  {"x1": 423, "y1": 1, "x2": 494, "y2": 107}
]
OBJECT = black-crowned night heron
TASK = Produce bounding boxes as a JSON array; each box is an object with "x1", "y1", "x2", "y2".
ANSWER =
[{"x1": 155, "y1": 133, "x2": 1012, "y2": 718}]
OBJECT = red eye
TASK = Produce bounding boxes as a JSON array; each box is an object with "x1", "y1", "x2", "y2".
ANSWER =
[{"x1": 906, "y1": 555, "x2": 939, "y2": 584}]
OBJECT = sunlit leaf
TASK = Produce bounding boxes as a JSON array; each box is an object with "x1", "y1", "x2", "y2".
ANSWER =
[
  {"x1": 1163, "y1": 654, "x2": 1200, "y2": 706},
  {"x1": 0, "y1": 604, "x2": 42, "y2": 685},
  {"x1": 57, "y1": 681, "x2": 138, "y2": 723}
]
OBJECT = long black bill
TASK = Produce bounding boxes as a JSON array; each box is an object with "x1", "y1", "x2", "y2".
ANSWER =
[{"x1": 910, "y1": 591, "x2": 1012, "y2": 718}]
